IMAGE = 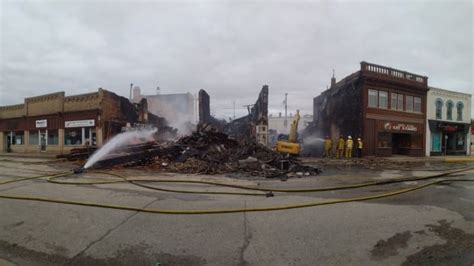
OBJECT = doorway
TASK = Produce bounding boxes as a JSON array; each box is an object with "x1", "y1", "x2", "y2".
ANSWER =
[
  {"x1": 392, "y1": 133, "x2": 411, "y2": 155},
  {"x1": 40, "y1": 130, "x2": 47, "y2": 152}
]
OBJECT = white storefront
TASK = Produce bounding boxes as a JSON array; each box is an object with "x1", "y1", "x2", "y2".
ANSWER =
[{"x1": 426, "y1": 87, "x2": 471, "y2": 156}]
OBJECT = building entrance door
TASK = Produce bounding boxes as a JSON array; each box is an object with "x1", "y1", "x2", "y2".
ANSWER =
[
  {"x1": 40, "y1": 131, "x2": 47, "y2": 152},
  {"x1": 392, "y1": 133, "x2": 411, "y2": 155}
]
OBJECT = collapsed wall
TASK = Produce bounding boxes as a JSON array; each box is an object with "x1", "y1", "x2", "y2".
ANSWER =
[{"x1": 198, "y1": 85, "x2": 269, "y2": 145}]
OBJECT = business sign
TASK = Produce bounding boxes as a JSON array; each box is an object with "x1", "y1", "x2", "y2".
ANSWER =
[
  {"x1": 65, "y1": 119, "x2": 95, "y2": 128},
  {"x1": 35, "y1": 119, "x2": 47, "y2": 128},
  {"x1": 384, "y1": 122, "x2": 418, "y2": 132}
]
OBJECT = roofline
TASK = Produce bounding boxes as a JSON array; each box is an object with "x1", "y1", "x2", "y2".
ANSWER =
[{"x1": 428, "y1": 86, "x2": 472, "y2": 97}]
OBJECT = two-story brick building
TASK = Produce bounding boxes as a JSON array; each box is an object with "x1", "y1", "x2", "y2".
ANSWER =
[
  {"x1": 313, "y1": 62, "x2": 429, "y2": 156},
  {"x1": 426, "y1": 87, "x2": 471, "y2": 156},
  {"x1": 0, "y1": 88, "x2": 152, "y2": 154}
]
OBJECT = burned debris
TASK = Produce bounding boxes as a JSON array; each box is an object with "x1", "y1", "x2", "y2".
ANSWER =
[
  {"x1": 198, "y1": 85, "x2": 269, "y2": 146},
  {"x1": 85, "y1": 129, "x2": 320, "y2": 179}
]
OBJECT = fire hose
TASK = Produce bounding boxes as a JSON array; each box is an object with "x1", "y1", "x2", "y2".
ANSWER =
[{"x1": 0, "y1": 167, "x2": 472, "y2": 215}]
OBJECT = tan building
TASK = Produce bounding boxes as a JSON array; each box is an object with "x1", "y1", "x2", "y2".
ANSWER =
[{"x1": 0, "y1": 88, "x2": 149, "y2": 154}]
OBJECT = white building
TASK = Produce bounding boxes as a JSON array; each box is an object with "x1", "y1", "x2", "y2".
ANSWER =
[
  {"x1": 268, "y1": 113, "x2": 313, "y2": 134},
  {"x1": 426, "y1": 87, "x2": 471, "y2": 156}
]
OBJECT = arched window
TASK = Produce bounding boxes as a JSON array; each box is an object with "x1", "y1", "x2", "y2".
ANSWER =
[
  {"x1": 446, "y1": 100, "x2": 454, "y2": 120},
  {"x1": 435, "y1": 98, "x2": 443, "y2": 119},
  {"x1": 456, "y1": 101, "x2": 464, "y2": 121}
]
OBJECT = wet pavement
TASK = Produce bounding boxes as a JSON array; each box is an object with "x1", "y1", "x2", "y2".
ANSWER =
[{"x1": 0, "y1": 156, "x2": 473, "y2": 265}]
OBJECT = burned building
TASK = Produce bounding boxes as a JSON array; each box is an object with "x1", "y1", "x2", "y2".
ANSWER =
[
  {"x1": 312, "y1": 62, "x2": 428, "y2": 156},
  {"x1": 0, "y1": 88, "x2": 161, "y2": 154},
  {"x1": 199, "y1": 85, "x2": 269, "y2": 145}
]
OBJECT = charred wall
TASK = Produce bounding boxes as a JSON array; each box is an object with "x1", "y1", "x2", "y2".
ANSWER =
[
  {"x1": 312, "y1": 73, "x2": 363, "y2": 140},
  {"x1": 198, "y1": 85, "x2": 269, "y2": 144}
]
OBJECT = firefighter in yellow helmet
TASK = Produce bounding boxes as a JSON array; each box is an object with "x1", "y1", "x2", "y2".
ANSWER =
[
  {"x1": 323, "y1": 136, "x2": 332, "y2": 158},
  {"x1": 356, "y1": 137, "x2": 363, "y2": 158},
  {"x1": 345, "y1": 136, "x2": 353, "y2": 158},
  {"x1": 336, "y1": 135, "x2": 345, "y2": 159}
]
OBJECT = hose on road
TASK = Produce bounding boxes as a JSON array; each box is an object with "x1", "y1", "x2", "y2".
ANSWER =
[{"x1": 0, "y1": 167, "x2": 472, "y2": 215}]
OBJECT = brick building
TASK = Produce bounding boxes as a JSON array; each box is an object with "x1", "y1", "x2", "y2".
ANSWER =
[
  {"x1": 313, "y1": 62, "x2": 428, "y2": 156},
  {"x1": 0, "y1": 88, "x2": 152, "y2": 154}
]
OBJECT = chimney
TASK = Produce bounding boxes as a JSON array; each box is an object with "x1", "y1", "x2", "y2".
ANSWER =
[
  {"x1": 331, "y1": 69, "x2": 336, "y2": 88},
  {"x1": 132, "y1": 86, "x2": 141, "y2": 102}
]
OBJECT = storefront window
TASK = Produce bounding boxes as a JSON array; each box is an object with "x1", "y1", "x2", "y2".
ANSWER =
[
  {"x1": 368, "y1": 89, "x2": 378, "y2": 107},
  {"x1": 456, "y1": 102, "x2": 463, "y2": 121},
  {"x1": 410, "y1": 134, "x2": 422, "y2": 148},
  {"x1": 378, "y1": 132, "x2": 391, "y2": 148},
  {"x1": 378, "y1": 91, "x2": 388, "y2": 109},
  {"x1": 431, "y1": 133, "x2": 441, "y2": 152},
  {"x1": 65, "y1": 129, "x2": 82, "y2": 145},
  {"x1": 406, "y1": 96, "x2": 414, "y2": 112},
  {"x1": 455, "y1": 133, "x2": 465, "y2": 151},
  {"x1": 29, "y1": 130, "x2": 39, "y2": 145},
  {"x1": 435, "y1": 98, "x2": 443, "y2": 119},
  {"x1": 446, "y1": 100, "x2": 453, "y2": 120},
  {"x1": 11, "y1": 131, "x2": 24, "y2": 145},
  {"x1": 414, "y1": 97, "x2": 421, "y2": 113},
  {"x1": 48, "y1": 130, "x2": 59, "y2": 145}
]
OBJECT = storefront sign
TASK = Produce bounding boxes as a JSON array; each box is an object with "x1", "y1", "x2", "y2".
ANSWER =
[
  {"x1": 35, "y1": 119, "x2": 47, "y2": 128},
  {"x1": 384, "y1": 122, "x2": 418, "y2": 132},
  {"x1": 65, "y1": 119, "x2": 95, "y2": 128}
]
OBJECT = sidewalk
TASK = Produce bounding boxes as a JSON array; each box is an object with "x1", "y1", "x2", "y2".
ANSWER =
[{"x1": 0, "y1": 152, "x2": 58, "y2": 159}]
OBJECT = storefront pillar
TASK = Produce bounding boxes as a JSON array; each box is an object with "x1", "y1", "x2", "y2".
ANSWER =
[
  {"x1": 59, "y1": 129, "x2": 65, "y2": 154},
  {"x1": 96, "y1": 127, "x2": 103, "y2": 146},
  {"x1": 0, "y1": 132, "x2": 4, "y2": 152}
]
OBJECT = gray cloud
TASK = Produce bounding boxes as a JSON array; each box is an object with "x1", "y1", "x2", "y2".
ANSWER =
[{"x1": 1, "y1": 1, "x2": 472, "y2": 119}]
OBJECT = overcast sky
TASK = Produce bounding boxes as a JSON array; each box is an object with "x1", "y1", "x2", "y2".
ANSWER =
[{"x1": 1, "y1": 0, "x2": 472, "y2": 119}]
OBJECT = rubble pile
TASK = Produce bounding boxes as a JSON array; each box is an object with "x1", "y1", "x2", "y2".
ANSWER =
[
  {"x1": 86, "y1": 130, "x2": 321, "y2": 178},
  {"x1": 151, "y1": 130, "x2": 320, "y2": 178}
]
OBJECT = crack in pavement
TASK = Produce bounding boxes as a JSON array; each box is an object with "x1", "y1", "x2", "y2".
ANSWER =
[
  {"x1": 239, "y1": 201, "x2": 251, "y2": 266},
  {"x1": 0, "y1": 183, "x2": 32, "y2": 193},
  {"x1": 69, "y1": 197, "x2": 161, "y2": 264}
]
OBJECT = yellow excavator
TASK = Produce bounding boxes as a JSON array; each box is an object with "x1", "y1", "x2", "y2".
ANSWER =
[{"x1": 275, "y1": 110, "x2": 301, "y2": 155}]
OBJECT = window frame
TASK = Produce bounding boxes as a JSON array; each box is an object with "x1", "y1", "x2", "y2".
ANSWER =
[{"x1": 378, "y1": 90, "x2": 388, "y2": 109}]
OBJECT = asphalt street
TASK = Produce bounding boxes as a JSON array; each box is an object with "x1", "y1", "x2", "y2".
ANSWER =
[{"x1": 0, "y1": 157, "x2": 473, "y2": 265}]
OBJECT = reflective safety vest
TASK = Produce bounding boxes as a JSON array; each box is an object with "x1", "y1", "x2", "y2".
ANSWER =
[{"x1": 357, "y1": 140, "x2": 363, "y2": 149}]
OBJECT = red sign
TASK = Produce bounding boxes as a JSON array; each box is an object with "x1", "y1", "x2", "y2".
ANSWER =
[{"x1": 384, "y1": 122, "x2": 418, "y2": 132}]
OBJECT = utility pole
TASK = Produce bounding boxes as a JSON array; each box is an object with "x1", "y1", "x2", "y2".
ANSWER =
[
  {"x1": 284, "y1": 93, "x2": 288, "y2": 128},
  {"x1": 129, "y1": 83, "x2": 133, "y2": 100}
]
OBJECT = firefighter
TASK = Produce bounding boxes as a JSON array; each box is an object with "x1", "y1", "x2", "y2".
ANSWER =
[
  {"x1": 345, "y1": 136, "x2": 353, "y2": 158},
  {"x1": 336, "y1": 135, "x2": 345, "y2": 159},
  {"x1": 323, "y1": 136, "x2": 332, "y2": 158},
  {"x1": 356, "y1": 137, "x2": 363, "y2": 158}
]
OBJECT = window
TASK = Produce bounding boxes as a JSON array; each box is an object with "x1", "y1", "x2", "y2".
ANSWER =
[
  {"x1": 48, "y1": 130, "x2": 59, "y2": 145},
  {"x1": 378, "y1": 132, "x2": 391, "y2": 148},
  {"x1": 368, "y1": 89, "x2": 378, "y2": 107},
  {"x1": 435, "y1": 98, "x2": 443, "y2": 119},
  {"x1": 29, "y1": 130, "x2": 39, "y2": 145},
  {"x1": 406, "y1": 95, "x2": 414, "y2": 112},
  {"x1": 456, "y1": 101, "x2": 463, "y2": 121},
  {"x1": 397, "y1": 94, "x2": 403, "y2": 111},
  {"x1": 11, "y1": 131, "x2": 24, "y2": 145},
  {"x1": 390, "y1": 93, "x2": 397, "y2": 110},
  {"x1": 446, "y1": 100, "x2": 453, "y2": 120},
  {"x1": 378, "y1": 91, "x2": 388, "y2": 109},
  {"x1": 65, "y1": 129, "x2": 82, "y2": 145},
  {"x1": 414, "y1": 97, "x2": 421, "y2": 113}
]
